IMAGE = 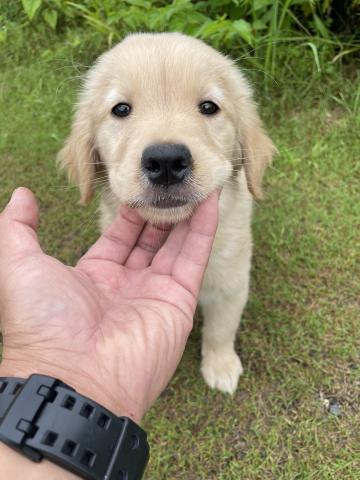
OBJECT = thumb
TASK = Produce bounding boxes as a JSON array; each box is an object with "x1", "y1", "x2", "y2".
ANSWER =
[
  {"x1": 0, "y1": 187, "x2": 41, "y2": 256},
  {"x1": 4, "y1": 187, "x2": 39, "y2": 230}
]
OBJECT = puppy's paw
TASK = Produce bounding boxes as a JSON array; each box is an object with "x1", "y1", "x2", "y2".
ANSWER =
[{"x1": 201, "y1": 350, "x2": 243, "y2": 394}]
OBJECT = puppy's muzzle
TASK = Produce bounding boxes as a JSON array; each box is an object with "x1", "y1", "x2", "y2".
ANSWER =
[{"x1": 141, "y1": 143, "x2": 192, "y2": 186}]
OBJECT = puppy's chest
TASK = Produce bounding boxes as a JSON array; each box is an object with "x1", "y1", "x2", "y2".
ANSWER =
[{"x1": 201, "y1": 212, "x2": 252, "y2": 293}]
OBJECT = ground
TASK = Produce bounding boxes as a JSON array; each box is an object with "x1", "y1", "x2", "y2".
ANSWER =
[{"x1": 0, "y1": 35, "x2": 359, "y2": 479}]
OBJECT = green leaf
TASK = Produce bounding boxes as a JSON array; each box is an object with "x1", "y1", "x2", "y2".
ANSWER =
[
  {"x1": 125, "y1": 0, "x2": 151, "y2": 7},
  {"x1": 252, "y1": 19, "x2": 267, "y2": 31},
  {"x1": 253, "y1": 0, "x2": 275, "y2": 11},
  {"x1": 21, "y1": 0, "x2": 42, "y2": 20},
  {"x1": 197, "y1": 19, "x2": 231, "y2": 39},
  {"x1": 313, "y1": 13, "x2": 330, "y2": 39},
  {"x1": 232, "y1": 19, "x2": 253, "y2": 45},
  {"x1": 305, "y1": 42, "x2": 321, "y2": 73},
  {"x1": 42, "y1": 8, "x2": 58, "y2": 30},
  {"x1": 169, "y1": 14, "x2": 189, "y2": 32}
]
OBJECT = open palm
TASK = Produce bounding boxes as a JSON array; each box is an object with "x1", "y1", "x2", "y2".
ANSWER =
[{"x1": 0, "y1": 188, "x2": 218, "y2": 422}]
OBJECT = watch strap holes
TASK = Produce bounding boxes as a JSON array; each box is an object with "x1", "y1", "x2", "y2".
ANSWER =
[
  {"x1": 62, "y1": 439, "x2": 78, "y2": 457},
  {"x1": 0, "y1": 381, "x2": 7, "y2": 393},
  {"x1": 79, "y1": 402, "x2": 95, "y2": 419},
  {"x1": 97, "y1": 413, "x2": 111, "y2": 430},
  {"x1": 62, "y1": 395, "x2": 76, "y2": 410},
  {"x1": 42, "y1": 430, "x2": 58, "y2": 447},
  {"x1": 81, "y1": 449, "x2": 96, "y2": 468}
]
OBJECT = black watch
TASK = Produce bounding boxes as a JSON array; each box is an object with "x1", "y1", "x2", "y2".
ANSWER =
[{"x1": 0, "y1": 374, "x2": 149, "y2": 479}]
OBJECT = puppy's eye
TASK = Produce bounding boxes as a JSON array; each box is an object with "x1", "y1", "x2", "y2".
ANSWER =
[
  {"x1": 111, "y1": 103, "x2": 131, "y2": 118},
  {"x1": 199, "y1": 101, "x2": 219, "y2": 115}
]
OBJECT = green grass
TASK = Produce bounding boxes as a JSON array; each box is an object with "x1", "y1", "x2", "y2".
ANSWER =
[{"x1": 1, "y1": 32, "x2": 360, "y2": 479}]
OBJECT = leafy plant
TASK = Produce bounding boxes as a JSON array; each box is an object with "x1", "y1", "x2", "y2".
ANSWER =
[
  {"x1": 2, "y1": 0, "x2": 359, "y2": 87},
  {"x1": 21, "y1": 0, "x2": 42, "y2": 20}
]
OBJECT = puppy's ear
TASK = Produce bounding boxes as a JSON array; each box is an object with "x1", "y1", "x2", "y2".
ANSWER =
[
  {"x1": 240, "y1": 108, "x2": 276, "y2": 200},
  {"x1": 57, "y1": 106, "x2": 99, "y2": 204}
]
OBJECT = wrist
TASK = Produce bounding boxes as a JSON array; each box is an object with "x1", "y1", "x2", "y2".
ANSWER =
[{"x1": 0, "y1": 357, "x2": 143, "y2": 423}]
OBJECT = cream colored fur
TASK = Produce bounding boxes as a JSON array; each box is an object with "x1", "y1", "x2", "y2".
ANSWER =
[{"x1": 58, "y1": 32, "x2": 276, "y2": 394}]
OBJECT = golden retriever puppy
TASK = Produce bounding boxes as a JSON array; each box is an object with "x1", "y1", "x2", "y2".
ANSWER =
[{"x1": 59, "y1": 32, "x2": 275, "y2": 394}]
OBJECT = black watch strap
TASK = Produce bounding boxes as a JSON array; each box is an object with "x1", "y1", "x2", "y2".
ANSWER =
[{"x1": 0, "y1": 374, "x2": 149, "y2": 480}]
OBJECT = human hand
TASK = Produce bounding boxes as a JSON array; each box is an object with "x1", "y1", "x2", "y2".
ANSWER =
[{"x1": 0, "y1": 188, "x2": 219, "y2": 422}]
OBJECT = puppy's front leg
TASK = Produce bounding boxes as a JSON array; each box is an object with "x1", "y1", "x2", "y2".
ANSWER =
[{"x1": 200, "y1": 268, "x2": 250, "y2": 394}]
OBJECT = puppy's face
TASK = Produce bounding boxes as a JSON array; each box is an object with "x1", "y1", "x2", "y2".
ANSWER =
[{"x1": 59, "y1": 33, "x2": 275, "y2": 224}]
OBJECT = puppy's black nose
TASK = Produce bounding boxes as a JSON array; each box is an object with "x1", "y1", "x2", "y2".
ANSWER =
[{"x1": 141, "y1": 144, "x2": 192, "y2": 186}]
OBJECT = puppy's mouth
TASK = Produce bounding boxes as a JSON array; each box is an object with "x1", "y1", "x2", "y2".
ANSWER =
[
  {"x1": 149, "y1": 196, "x2": 189, "y2": 209},
  {"x1": 126, "y1": 183, "x2": 205, "y2": 224},
  {"x1": 132, "y1": 184, "x2": 198, "y2": 210}
]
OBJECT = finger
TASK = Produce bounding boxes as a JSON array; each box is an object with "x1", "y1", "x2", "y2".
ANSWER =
[
  {"x1": 150, "y1": 220, "x2": 190, "y2": 275},
  {"x1": 171, "y1": 191, "x2": 219, "y2": 297},
  {"x1": 151, "y1": 192, "x2": 220, "y2": 277},
  {"x1": 3, "y1": 187, "x2": 39, "y2": 231},
  {"x1": 79, "y1": 205, "x2": 146, "y2": 265},
  {"x1": 0, "y1": 188, "x2": 42, "y2": 256},
  {"x1": 125, "y1": 222, "x2": 171, "y2": 269}
]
